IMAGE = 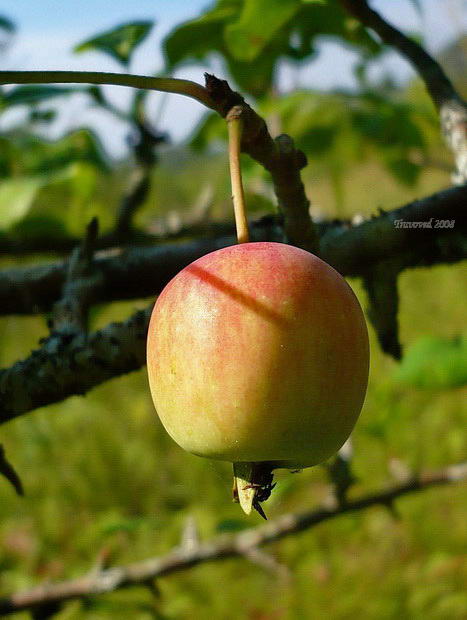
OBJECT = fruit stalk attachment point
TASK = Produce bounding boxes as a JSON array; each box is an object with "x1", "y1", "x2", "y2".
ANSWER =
[{"x1": 227, "y1": 106, "x2": 250, "y2": 244}]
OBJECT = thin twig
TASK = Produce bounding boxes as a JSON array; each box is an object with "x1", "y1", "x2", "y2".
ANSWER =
[
  {"x1": 51, "y1": 217, "x2": 100, "y2": 335},
  {"x1": 0, "y1": 462, "x2": 464, "y2": 615},
  {"x1": 340, "y1": 0, "x2": 467, "y2": 183},
  {"x1": 0, "y1": 71, "x2": 215, "y2": 109},
  {"x1": 339, "y1": 0, "x2": 457, "y2": 107}
]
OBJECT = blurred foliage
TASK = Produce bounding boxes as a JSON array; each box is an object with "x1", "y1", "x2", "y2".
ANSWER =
[
  {"x1": 74, "y1": 21, "x2": 155, "y2": 67},
  {"x1": 0, "y1": 3, "x2": 466, "y2": 619},
  {"x1": 163, "y1": 0, "x2": 381, "y2": 97},
  {"x1": 394, "y1": 335, "x2": 467, "y2": 390},
  {"x1": 0, "y1": 85, "x2": 85, "y2": 109}
]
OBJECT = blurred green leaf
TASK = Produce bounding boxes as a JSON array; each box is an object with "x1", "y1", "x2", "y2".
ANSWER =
[
  {"x1": 0, "y1": 176, "x2": 45, "y2": 230},
  {"x1": 164, "y1": 2, "x2": 239, "y2": 68},
  {"x1": 28, "y1": 129, "x2": 110, "y2": 174},
  {"x1": 189, "y1": 112, "x2": 226, "y2": 151},
  {"x1": 0, "y1": 15, "x2": 15, "y2": 33},
  {"x1": 224, "y1": 0, "x2": 300, "y2": 61},
  {"x1": 394, "y1": 335, "x2": 467, "y2": 389},
  {"x1": 10, "y1": 214, "x2": 67, "y2": 239},
  {"x1": 66, "y1": 161, "x2": 99, "y2": 235},
  {"x1": 384, "y1": 155, "x2": 421, "y2": 185},
  {"x1": 99, "y1": 516, "x2": 150, "y2": 537},
  {"x1": 74, "y1": 21, "x2": 154, "y2": 66},
  {"x1": 1, "y1": 85, "x2": 82, "y2": 108},
  {"x1": 164, "y1": 0, "x2": 382, "y2": 97}
]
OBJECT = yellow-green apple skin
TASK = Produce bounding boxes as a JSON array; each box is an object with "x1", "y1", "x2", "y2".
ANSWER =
[{"x1": 147, "y1": 242, "x2": 369, "y2": 468}]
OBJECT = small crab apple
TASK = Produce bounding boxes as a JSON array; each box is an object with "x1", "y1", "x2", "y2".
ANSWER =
[
  {"x1": 147, "y1": 241, "x2": 369, "y2": 517},
  {"x1": 147, "y1": 107, "x2": 369, "y2": 518}
]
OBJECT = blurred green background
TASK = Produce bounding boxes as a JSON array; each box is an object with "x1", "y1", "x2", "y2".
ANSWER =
[{"x1": 0, "y1": 1, "x2": 466, "y2": 618}]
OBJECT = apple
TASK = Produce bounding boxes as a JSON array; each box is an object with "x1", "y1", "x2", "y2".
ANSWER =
[{"x1": 147, "y1": 241, "x2": 369, "y2": 515}]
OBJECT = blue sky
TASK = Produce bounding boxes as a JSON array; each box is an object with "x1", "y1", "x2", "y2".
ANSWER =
[{"x1": 1, "y1": 0, "x2": 465, "y2": 156}]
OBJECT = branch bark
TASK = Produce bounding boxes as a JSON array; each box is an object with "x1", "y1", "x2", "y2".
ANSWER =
[
  {"x1": 0, "y1": 184, "x2": 464, "y2": 316},
  {"x1": 0, "y1": 185, "x2": 464, "y2": 420},
  {"x1": 0, "y1": 462, "x2": 465, "y2": 615},
  {"x1": 0, "y1": 185, "x2": 465, "y2": 420},
  {"x1": 340, "y1": 0, "x2": 467, "y2": 183},
  {"x1": 0, "y1": 306, "x2": 151, "y2": 424}
]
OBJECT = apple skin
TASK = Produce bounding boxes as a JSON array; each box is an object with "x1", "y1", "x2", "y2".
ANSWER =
[{"x1": 147, "y1": 242, "x2": 369, "y2": 469}]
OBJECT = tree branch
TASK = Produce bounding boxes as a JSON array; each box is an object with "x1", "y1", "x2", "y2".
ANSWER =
[
  {"x1": 0, "y1": 184, "x2": 464, "y2": 316},
  {"x1": 0, "y1": 306, "x2": 152, "y2": 424},
  {"x1": 340, "y1": 0, "x2": 467, "y2": 183},
  {"x1": 0, "y1": 186, "x2": 464, "y2": 419},
  {"x1": 0, "y1": 462, "x2": 465, "y2": 615}
]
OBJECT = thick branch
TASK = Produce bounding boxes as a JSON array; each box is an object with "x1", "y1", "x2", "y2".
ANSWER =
[
  {"x1": 0, "y1": 186, "x2": 465, "y2": 420},
  {"x1": 340, "y1": 0, "x2": 467, "y2": 183},
  {"x1": 0, "y1": 462, "x2": 465, "y2": 615},
  {"x1": 0, "y1": 184, "x2": 464, "y2": 316},
  {"x1": 0, "y1": 306, "x2": 151, "y2": 423}
]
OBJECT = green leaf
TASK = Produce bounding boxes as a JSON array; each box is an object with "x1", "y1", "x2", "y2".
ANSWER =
[
  {"x1": 0, "y1": 176, "x2": 45, "y2": 230},
  {"x1": 164, "y1": 3, "x2": 239, "y2": 68},
  {"x1": 28, "y1": 129, "x2": 110, "y2": 174},
  {"x1": 10, "y1": 214, "x2": 67, "y2": 239},
  {"x1": 385, "y1": 156, "x2": 421, "y2": 186},
  {"x1": 224, "y1": 0, "x2": 301, "y2": 61},
  {"x1": 1, "y1": 85, "x2": 82, "y2": 108},
  {"x1": 29, "y1": 109, "x2": 57, "y2": 123},
  {"x1": 0, "y1": 15, "x2": 15, "y2": 33},
  {"x1": 394, "y1": 335, "x2": 467, "y2": 389},
  {"x1": 74, "y1": 21, "x2": 154, "y2": 66},
  {"x1": 164, "y1": 0, "x2": 382, "y2": 97},
  {"x1": 189, "y1": 112, "x2": 228, "y2": 151}
]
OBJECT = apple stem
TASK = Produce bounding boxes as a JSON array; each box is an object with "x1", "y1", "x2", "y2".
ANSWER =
[{"x1": 227, "y1": 106, "x2": 250, "y2": 244}]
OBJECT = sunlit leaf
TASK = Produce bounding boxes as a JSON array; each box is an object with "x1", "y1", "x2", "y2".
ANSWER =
[
  {"x1": 394, "y1": 335, "x2": 467, "y2": 389},
  {"x1": 224, "y1": 0, "x2": 300, "y2": 61},
  {"x1": 0, "y1": 176, "x2": 46, "y2": 230},
  {"x1": 74, "y1": 21, "x2": 154, "y2": 66}
]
